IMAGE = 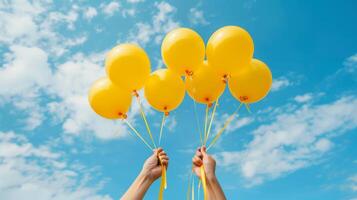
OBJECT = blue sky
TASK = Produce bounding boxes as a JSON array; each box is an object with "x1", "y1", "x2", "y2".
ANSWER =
[{"x1": 0, "y1": 0, "x2": 357, "y2": 199}]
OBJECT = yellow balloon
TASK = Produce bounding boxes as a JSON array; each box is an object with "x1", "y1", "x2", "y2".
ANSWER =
[
  {"x1": 228, "y1": 59, "x2": 272, "y2": 104},
  {"x1": 105, "y1": 43, "x2": 151, "y2": 92},
  {"x1": 185, "y1": 61, "x2": 226, "y2": 104},
  {"x1": 207, "y1": 26, "x2": 254, "y2": 77},
  {"x1": 161, "y1": 28, "x2": 205, "y2": 76},
  {"x1": 88, "y1": 77, "x2": 132, "y2": 119},
  {"x1": 144, "y1": 69, "x2": 185, "y2": 113}
]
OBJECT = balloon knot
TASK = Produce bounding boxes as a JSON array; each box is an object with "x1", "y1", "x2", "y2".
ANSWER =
[
  {"x1": 208, "y1": 103, "x2": 213, "y2": 108},
  {"x1": 222, "y1": 74, "x2": 229, "y2": 84},
  {"x1": 185, "y1": 70, "x2": 193, "y2": 76},
  {"x1": 239, "y1": 96, "x2": 249, "y2": 101},
  {"x1": 204, "y1": 97, "x2": 210, "y2": 102},
  {"x1": 118, "y1": 112, "x2": 127, "y2": 119},
  {"x1": 133, "y1": 90, "x2": 139, "y2": 97},
  {"x1": 165, "y1": 112, "x2": 169, "y2": 116}
]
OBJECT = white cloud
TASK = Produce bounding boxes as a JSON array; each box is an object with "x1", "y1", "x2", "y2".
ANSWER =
[
  {"x1": 218, "y1": 96, "x2": 357, "y2": 186},
  {"x1": 344, "y1": 53, "x2": 357, "y2": 73},
  {"x1": 189, "y1": 7, "x2": 209, "y2": 25},
  {"x1": 0, "y1": 45, "x2": 51, "y2": 98},
  {"x1": 348, "y1": 174, "x2": 357, "y2": 192},
  {"x1": 0, "y1": 0, "x2": 85, "y2": 56},
  {"x1": 271, "y1": 76, "x2": 291, "y2": 92},
  {"x1": 101, "y1": 1, "x2": 120, "y2": 16},
  {"x1": 122, "y1": 8, "x2": 136, "y2": 18},
  {"x1": 128, "y1": 1, "x2": 180, "y2": 46},
  {"x1": 0, "y1": 131, "x2": 112, "y2": 200},
  {"x1": 294, "y1": 93, "x2": 313, "y2": 103},
  {"x1": 127, "y1": 0, "x2": 145, "y2": 3},
  {"x1": 166, "y1": 116, "x2": 177, "y2": 132},
  {"x1": 83, "y1": 7, "x2": 98, "y2": 21},
  {"x1": 0, "y1": 0, "x2": 163, "y2": 140},
  {"x1": 0, "y1": 45, "x2": 51, "y2": 129}
]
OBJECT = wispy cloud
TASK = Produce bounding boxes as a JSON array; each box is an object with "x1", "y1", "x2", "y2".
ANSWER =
[
  {"x1": 101, "y1": 1, "x2": 120, "y2": 17},
  {"x1": 127, "y1": 1, "x2": 180, "y2": 46},
  {"x1": 271, "y1": 76, "x2": 291, "y2": 92},
  {"x1": 218, "y1": 95, "x2": 357, "y2": 186},
  {"x1": 83, "y1": 7, "x2": 98, "y2": 21},
  {"x1": 189, "y1": 7, "x2": 209, "y2": 26},
  {"x1": 343, "y1": 54, "x2": 357, "y2": 74},
  {"x1": 0, "y1": 131, "x2": 112, "y2": 200}
]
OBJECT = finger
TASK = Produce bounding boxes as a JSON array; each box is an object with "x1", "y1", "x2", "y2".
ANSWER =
[
  {"x1": 201, "y1": 146, "x2": 208, "y2": 157},
  {"x1": 161, "y1": 159, "x2": 168, "y2": 164},
  {"x1": 192, "y1": 156, "x2": 202, "y2": 166},
  {"x1": 159, "y1": 155, "x2": 169, "y2": 161},
  {"x1": 196, "y1": 149, "x2": 203, "y2": 158},
  {"x1": 156, "y1": 147, "x2": 163, "y2": 154},
  {"x1": 159, "y1": 151, "x2": 167, "y2": 157},
  {"x1": 161, "y1": 159, "x2": 168, "y2": 166}
]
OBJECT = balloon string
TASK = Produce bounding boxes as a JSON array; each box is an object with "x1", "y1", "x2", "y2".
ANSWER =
[
  {"x1": 187, "y1": 172, "x2": 193, "y2": 200},
  {"x1": 136, "y1": 96, "x2": 157, "y2": 148},
  {"x1": 193, "y1": 100, "x2": 203, "y2": 145},
  {"x1": 158, "y1": 113, "x2": 166, "y2": 146},
  {"x1": 204, "y1": 105, "x2": 209, "y2": 145},
  {"x1": 158, "y1": 164, "x2": 167, "y2": 200},
  {"x1": 245, "y1": 103, "x2": 252, "y2": 113},
  {"x1": 124, "y1": 120, "x2": 153, "y2": 151},
  {"x1": 205, "y1": 99, "x2": 219, "y2": 145},
  {"x1": 192, "y1": 175, "x2": 195, "y2": 200},
  {"x1": 198, "y1": 180, "x2": 201, "y2": 200},
  {"x1": 200, "y1": 166, "x2": 208, "y2": 200},
  {"x1": 207, "y1": 103, "x2": 243, "y2": 150}
]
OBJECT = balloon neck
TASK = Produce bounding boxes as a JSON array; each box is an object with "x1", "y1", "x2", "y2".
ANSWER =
[
  {"x1": 222, "y1": 74, "x2": 229, "y2": 84},
  {"x1": 118, "y1": 112, "x2": 127, "y2": 119},
  {"x1": 239, "y1": 96, "x2": 249, "y2": 102},
  {"x1": 207, "y1": 103, "x2": 213, "y2": 108},
  {"x1": 133, "y1": 90, "x2": 139, "y2": 97},
  {"x1": 185, "y1": 70, "x2": 193, "y2": 77},
  {"x1": 163, "y1": 106, "x2": 170, "y2": 116}
]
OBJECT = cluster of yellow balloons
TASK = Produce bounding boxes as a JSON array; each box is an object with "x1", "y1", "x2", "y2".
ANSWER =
[
  {"x1": 162, "y1": 26, "x2": 272, "y2": 107},
  {"x1": 88, "y1": 26, "x2": 272, "y2": 200},
  {"x1": 88, "y1": 42, "x2": 186, "y2": 120},
  {"x1": 88, "y1": 25, "x2": 272, "y2": 122}
]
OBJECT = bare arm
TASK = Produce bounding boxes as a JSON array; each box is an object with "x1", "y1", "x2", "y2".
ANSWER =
[
  {"x1": 121, "y1": 148, "x2": 169, "y2": 200},
  {"x1": 192, "y1": 146, "x2": 226, "y2": 200}
]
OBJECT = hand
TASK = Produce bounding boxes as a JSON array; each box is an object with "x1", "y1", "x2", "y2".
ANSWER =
[
  {"x1": 192, "y1": 146, "x2": 216, "y2": 180},
  {"x1": 141, "y1": 148, "x2": 169, "y2": 182}
]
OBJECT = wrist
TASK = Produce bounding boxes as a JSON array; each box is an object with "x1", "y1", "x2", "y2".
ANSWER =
[
  {"x1": 139, "y1": 170, "x2": 155, "y2": 184},
  {"x1": 205, "y1": 173, "x2": 217, "y2": 184}
]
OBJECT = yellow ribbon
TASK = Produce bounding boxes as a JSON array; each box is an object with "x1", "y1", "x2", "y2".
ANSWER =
[
  {"x1": 124, "y1": 120, "x2": 153, "y2": 151},
  {"x1": 136, "y1": 96, "x2": 157, "y2": 148},
  {"x1": 158, "y1": 164, "x2": 167, "y2": 200},
  {"x1": 193, "y1": 100, "x2": 204, "y2": 145},
  {"x1": 187, "y1": 172, "x2": 193, "y2": 200},
  {"x1": 207, "y1": 103, "x2": 243, "y2": 150},
  {"x1": 192, "y1": 176, "x2": 195, "y2": 200},
  {"x1": 158, "y1": 113, "x2": 166, "y2": 146},
  {"x1": 204, "y1": 104, "x2": 209, "y2": 144},
  {"x1": 205, "y1": 100, "x2": 219, "y2": 144},
  {"x1": 245, "y1": 103, "x2": 252, "y2": 113},
  {"x1": 200, "y1": 166, "x2": 208, "y2": 200}
]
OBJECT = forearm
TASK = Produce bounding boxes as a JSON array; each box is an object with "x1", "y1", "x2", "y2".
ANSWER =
[
  {"x1": 121, "y1": 172, "x2": 154, "y2": 200},
  {"x1": 206, "y1": 175, "x2": 226, "y2": 200}
]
